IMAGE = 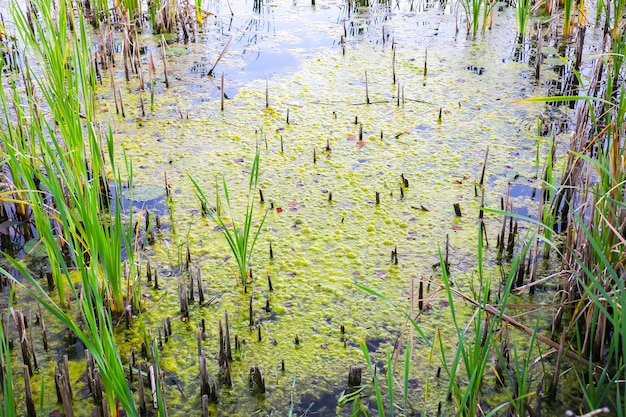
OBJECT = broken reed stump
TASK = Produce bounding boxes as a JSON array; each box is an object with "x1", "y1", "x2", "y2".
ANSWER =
[
  {"x1": 161, "y1": 37, "x2": 169, "y2": 88},
  {"x1": 480, "y1": 147, "x2": 489, "y2": 186},
  {"x1": 347, "y1": 365, "x2": 362, "y2": 389},
  {"x1": 38, "y1": 304, "x2": 48, "y2": 351},
  {"x1": 196, "y1": 266, "x2": 205, "y2": 304},
  {"x1": 535, "y1": 27, "x2": 542, "y2": 80},
  {"x1": 179, "y1": 283, "x2": 189, "y2": 321},
  {"x1": 13, "y1": 309, "x2": 34, "y2": 376},
  {"x1": 218, "y1": 317, "x2": 233, "y2": 386},
  {"x1": 55, "y1": 360, "x2": 74, "y2": 417},
  {"x1": 418, "y1": 280, "x2": 424, "y2": 312},
  {"x1": 197, "y1": 327, "x2": 203, "y2": 358},
  {"x1": 137, "y1": 364, "x2": 147, "y2": 416},
  {"x1": 453, "y1": 203, "x2": 462, "y2": 217},
  {"x1": 391, "y1": 246, "x2": 398, "y2": 265},
  {"x1": 24, "y1": 365, "x2": 36, "y2": 417},
  {"x1": 202, "y1": 395, "x2": 209, "y2": 417},
  {"x1": 199, "y1": 356, "x2": 218, "y2": 402},
  {"x1": 249, "y1": 366, "x2": 266, "y2": 394},
  {"x1": 224, "y1": 311, "x2": 233, "y2": 362}
]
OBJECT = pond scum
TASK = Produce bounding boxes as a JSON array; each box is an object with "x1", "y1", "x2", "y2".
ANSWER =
[{"x1": 0, "y1": 0, "x2": 625, "y2": 416}]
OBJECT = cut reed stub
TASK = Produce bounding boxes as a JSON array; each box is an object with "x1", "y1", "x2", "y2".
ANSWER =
[
  {"x1": 401, "y1": 173, "x2": 409, "y2": 188},
  {"x1": 146, "y1": 259, "x2": 152, "y2": 282},
  {"x1": 137, "y1": 364, "x2": 147, "y2": 416},
  {"x1": 479, "y1": 147, "x2": 489, "y2": 185},
  {"x1": 179, "y1": 283, "x2": 189, "y2": 321},
  {"x1": 249, "y1": 366, "x2": 266, "y2": 394},
  {"x1": 375, "y1": 191, "x2": 380, "y2": 205},
  {"x1": 38, "y1": 304, "x2": 48, "y2": 351},
  {"x1": 418, "y1": 280, "x2": 424, "y2": 311},
  {"x1": 224, "y1": 310, "x2": 233, "y2": 362},
  {"x1": 391, "y1": 246, "x2": 398, "y2": 265},
  {"x1": 199, "y1": 356, "x2": 218, "y2": 402},
  {"x1": 24, "y1": 365, "x2": 37, "y2": 417},
  {"x1": 202, "y1": 395, "x2": 209, "y2": 417},
  {"x1": 453, "y1": 203, "x2": 462, "y2": 217},
  {"x1": 347, "y1": 364, "x2": 362, "y2": 389}
]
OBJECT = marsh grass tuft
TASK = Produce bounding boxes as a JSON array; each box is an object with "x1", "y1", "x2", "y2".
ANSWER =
[{"x1": 191, "y1": 146, "x2": 268, "y2": 286}]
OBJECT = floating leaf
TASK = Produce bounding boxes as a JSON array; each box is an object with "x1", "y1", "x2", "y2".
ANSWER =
[
  {"x1": 124, "y1": 184, "x2": 166, "y2": 202},
  {"x1": 23, "y1": 238, "x2": 48, "y2": 259}
]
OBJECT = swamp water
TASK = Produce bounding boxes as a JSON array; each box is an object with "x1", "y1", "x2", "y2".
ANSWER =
[{"x1": 0, "y1": 0, "x2": 605, "y2": 415}]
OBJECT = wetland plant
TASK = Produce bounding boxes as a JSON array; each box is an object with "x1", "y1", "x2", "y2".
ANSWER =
[
  {"x1": 191, "y1": 147, "x2": 268, "y2": 286},
  {"x1": 0, "y1": 1, "x2": 144, "y2": 415},
  {"x1": 0, "y1": 289, "x2": 16, "y2": 417},
  {"x1": 433, "y1": 226, "x2": 523, "y2": 417},
  {"x1": 459, "y1": 0, "x2": 494, "y2": 38},
  {"x1": 515, "y1": 0, "x2": 532, "y2": 36}
]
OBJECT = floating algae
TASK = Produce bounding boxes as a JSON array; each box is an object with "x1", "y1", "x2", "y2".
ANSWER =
[{"x1": 0, "y1": 0, "x2": 596, "y2": 415}]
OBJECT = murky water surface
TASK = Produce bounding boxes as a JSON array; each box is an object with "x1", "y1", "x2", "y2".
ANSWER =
[{"x1": 0, "y1": 0, "x2": 599, "y2": 415}]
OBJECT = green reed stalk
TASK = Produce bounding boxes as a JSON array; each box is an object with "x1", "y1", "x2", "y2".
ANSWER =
[
  {"x1": 9, "y1": 0, "x2": 134, "y2": 314},
  {"x1": 562, "y1": 0, "x2": 573, "y2": 35},
  {"x1": 516, "y1": 0, "x2": 531, "y2": 36},
  {"x1": 0, "y1": 288, "x2": 16, "y2": 417},
  {"x1": 436, "y1": 225, "x2": 524, "y2": 416},
  {"x1": 190, "y1": 147, "x2": 268, "y2": 286},
  {"x1": 386, "y1": 349, "x2": 394, "y2": 417},
  {"x1": 1, "y1": 1, "x2": 140, "y2": 415},
  {"x1": 494, "y1": 312, "x2": 543, "y2": 415},
  {"x1": 196, "y1": 0, "x2": 204, "y2": 24},
  {"x1": 567, "y1": 212, "x2": 626, "y2": 415},
  {"x1": 610, "y1": 0, "x2": 625, "y2": 39},
  {"x1": 148, "y1": 0, "x2": 162, "y2": 31},
  {"x1": 359, "y1": 338, "x2": 385, "y2": 417},
  {"x1": 459, "y1": 0, "x2": 493, "y2": 38}
]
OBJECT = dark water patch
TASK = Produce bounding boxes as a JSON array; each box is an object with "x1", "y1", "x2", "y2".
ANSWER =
[{"x1": 295, "y1": 388, "x2": 344, "y2": 416}]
